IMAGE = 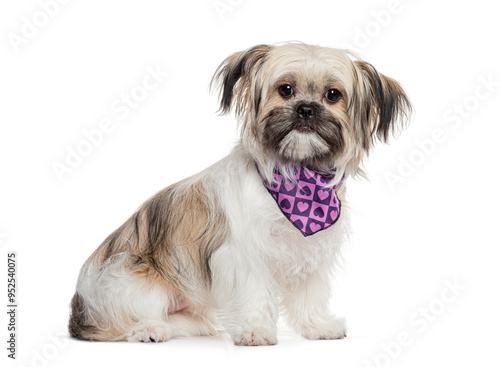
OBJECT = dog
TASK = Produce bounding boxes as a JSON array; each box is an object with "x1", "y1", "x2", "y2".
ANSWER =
[{"x1": 69, "y1": 42, "x2": 411, "y2": 346}]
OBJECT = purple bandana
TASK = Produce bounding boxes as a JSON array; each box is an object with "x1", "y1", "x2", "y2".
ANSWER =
[{"x1": 261, "y1": 165, "x2": 343, "y2": 237}]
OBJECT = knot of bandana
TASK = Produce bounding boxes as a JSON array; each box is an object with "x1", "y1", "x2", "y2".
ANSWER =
[{"x1": 260, "y1": 165, "x2": 344, "y2": 237}]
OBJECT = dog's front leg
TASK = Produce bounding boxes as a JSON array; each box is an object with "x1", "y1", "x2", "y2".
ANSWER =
[
  {"x1": 282, "y1": 267, "x2": 346, "y2": 340},
  {"x1": 211, "y1": 246, "x2": 279, "y2": 346}
]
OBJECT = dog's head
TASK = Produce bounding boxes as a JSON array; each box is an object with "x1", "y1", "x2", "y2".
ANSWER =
[{"x1": 212, "y1": 42, "x2": 412, "y2": 181}]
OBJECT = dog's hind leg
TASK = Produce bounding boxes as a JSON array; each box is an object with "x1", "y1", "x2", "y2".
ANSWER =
[{"x1": 69, "y1": 251, "x2": 215, "y2": 342}]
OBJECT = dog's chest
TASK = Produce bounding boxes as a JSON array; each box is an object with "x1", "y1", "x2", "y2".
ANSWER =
[
  {"x1": 264, "y1": 217, "x2": 338, "y2": 282},
  {"x1": 238, "y1": 172, "x2": 338, "y2": 282},
  {"x1": 222, "y1": 162, "x2": 342, "y2": 281}
]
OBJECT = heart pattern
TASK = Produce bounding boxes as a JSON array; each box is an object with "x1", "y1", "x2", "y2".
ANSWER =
[
  {"x1": 300, "y1": 186, "x2": 312, "y2": 196},
  {"x1": 284, "y1": 181, "x2": 296, "y2": 192},
  {"x1": 313, "y1": 207, "x2": 325, "y2": 219},
  {"x1": 260, "y1": 165, "x2": 344, "y2": 236},
  {"x1": 317, "y1": 190, "x2": 329, "y2": 201},
  {"x1": 310, "y1": 222, "x2": 321, "y2": 232},
  {"x1": 280, "y1": 198, "x2": 291, "y2": 210},
  {"x1": 297, "y1": 202, "x2": 309, "y2": 212}
]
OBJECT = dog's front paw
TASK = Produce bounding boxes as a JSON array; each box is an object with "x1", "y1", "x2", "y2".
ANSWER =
[
  {"x1": 300, "y1": 317, "x2": 347, "y2": 340},
  {"x1": 233, "y1": 329, "x2": 278, "y2": 346},
  {"x1": 127, "y1": 320, "x2": 171, "y2": 342}
]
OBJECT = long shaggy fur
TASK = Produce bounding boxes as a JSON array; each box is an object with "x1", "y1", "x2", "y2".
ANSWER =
[{"x1": 69, "y1": 42, "x2": 411, "y2": 345}]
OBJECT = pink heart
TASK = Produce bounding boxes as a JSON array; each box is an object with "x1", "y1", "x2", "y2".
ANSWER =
[
  {"x1": 310, "y1": 222, "x2": 322, "y2": 232},
  {"x1": 330, "y1": 210, "x2": 339, "y2": 221},
  {"x1": 297, "y1": 202, "x2": 309, "y2": 212},
  {"x1": 317, "y1": 190, "x2": 329, "y2": 200},
  {"x1": 284, "y1": 181, "x2": 295, "y2": 192},
  {"x1": 304, "y1": 169, "x2": 314, "y2": 179}
]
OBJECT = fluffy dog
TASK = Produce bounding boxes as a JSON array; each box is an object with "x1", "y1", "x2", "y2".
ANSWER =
[{"x1": 69, "y1": 42, "x2": 411, "y2": 346}]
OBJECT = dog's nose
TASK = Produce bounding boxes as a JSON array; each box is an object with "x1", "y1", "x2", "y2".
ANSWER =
[{"x1": 296, "y1": 104, "x2": 315, "y2": 120}]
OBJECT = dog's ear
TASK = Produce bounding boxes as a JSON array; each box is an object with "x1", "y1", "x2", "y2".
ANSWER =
[
  {"x1": 211, "y1": 44, "x2": 271, "y2": 116},
  {"x1": 351, "y1": 60, "x2": 412, "y2": 150}
]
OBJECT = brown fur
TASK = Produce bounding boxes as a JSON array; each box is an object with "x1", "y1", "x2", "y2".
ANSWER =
[{"x1": 84, "y1": 178, "x2": 228, "y2": 289}]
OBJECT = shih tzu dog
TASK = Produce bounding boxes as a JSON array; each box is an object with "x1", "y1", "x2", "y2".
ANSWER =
[{"x1": 69, "y1": 42, "x2": 411, "y2": 346}]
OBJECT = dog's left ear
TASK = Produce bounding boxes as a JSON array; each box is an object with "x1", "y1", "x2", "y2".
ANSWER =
[
  {"x1": 351, "y1": 60, "x2": 412, "y2": 150},
  {"x1": 211, "y1": 44, "x2": 271, "y2": 117}
]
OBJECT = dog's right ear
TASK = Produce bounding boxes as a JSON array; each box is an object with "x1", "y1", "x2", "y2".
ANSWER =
[
  {"x1": 211, "y1": 44, "x2": 271, "y2": 116},
  {"x1": 350, "y1": 60, "x2": 412, "y2": 150}
]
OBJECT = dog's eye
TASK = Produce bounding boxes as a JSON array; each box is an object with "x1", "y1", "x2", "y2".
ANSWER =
[
  {"x1": 278, "y1": 84, "x2": 294, "y2": 98},
  {"x1": 326, "y1": 89, "x2": 342, "y2": 103}
]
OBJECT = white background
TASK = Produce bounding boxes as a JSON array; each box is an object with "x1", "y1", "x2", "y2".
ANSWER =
[{"x1": 1, "y1": 0, "x2": 499, "y2": 366}]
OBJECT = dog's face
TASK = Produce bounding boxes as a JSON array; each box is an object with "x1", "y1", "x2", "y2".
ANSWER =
[{"x1": 212, "y1": 42, "x2": 412, "y2": 178}]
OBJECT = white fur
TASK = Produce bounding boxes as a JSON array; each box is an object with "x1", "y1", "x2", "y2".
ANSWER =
[
  {"x1": 278, "y1": 130, "x2": 330, "y2": 162},
  {"x1": 75, "y1": 250, "x2": 218, "y2": 341}
]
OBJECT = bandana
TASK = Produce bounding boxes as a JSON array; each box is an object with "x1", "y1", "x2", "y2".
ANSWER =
[{"x1": 260, "y1": 165, "x2": 344, "y2": 237}]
